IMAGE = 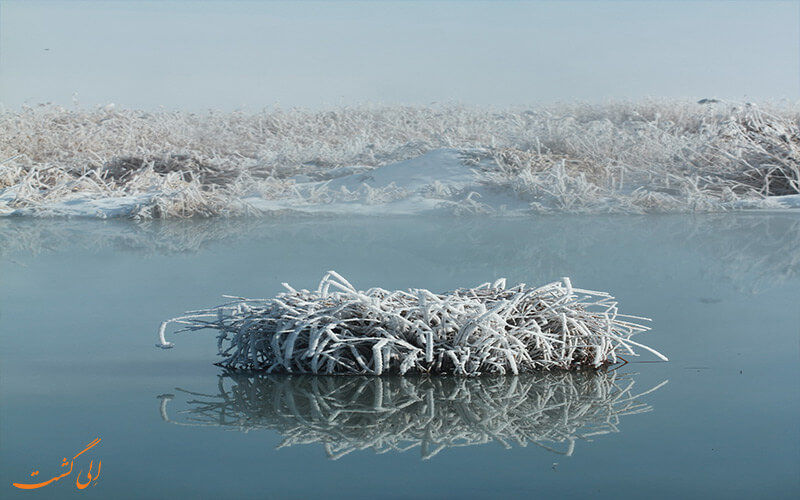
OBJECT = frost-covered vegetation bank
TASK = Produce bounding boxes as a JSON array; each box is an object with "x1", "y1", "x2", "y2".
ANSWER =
[{"x1": 2, "y1": 100, "x2": 798, "y2": 217}]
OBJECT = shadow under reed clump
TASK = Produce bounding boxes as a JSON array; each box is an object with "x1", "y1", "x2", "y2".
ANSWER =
[
  {"x1": 158, "y1": 371, "x2": 666, "y2": 459},
  {"x1": 159, "y1": 271, "x2": 666, "y2": 375}
]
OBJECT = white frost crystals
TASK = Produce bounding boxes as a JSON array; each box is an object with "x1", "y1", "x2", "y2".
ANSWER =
[{"x1": 157, "y1": 271, "x2": 667, "y2": 375}]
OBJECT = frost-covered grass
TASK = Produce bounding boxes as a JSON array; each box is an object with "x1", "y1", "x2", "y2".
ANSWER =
[
  {"x1": 159, "y1": 371, "x2": 665, "y2": 459},
  {"x1": 2, "y1": 100, "x2": 798, "y2": 217},
  {"x1": 158, "y1": 271, "x2": 666, "y2": 375},
  {"x1": 472, "y1": 101, "x2": 800, "y2": 212}
]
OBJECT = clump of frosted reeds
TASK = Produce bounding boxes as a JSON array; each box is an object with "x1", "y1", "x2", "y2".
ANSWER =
[
  {"x1": 158, "y1": 271, "x2": 666, "y2": 375},
  {"x1": 158, "y1": 371, "x2": 666, "y2": 459}
]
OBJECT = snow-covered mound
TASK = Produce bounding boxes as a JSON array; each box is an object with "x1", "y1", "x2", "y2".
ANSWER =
[
  {"x1": 242, "y1": 148, "x2": 528, "y2": 216},
  {"x1": 2, "y1": 101, "x2": 798, "y2": 218}
]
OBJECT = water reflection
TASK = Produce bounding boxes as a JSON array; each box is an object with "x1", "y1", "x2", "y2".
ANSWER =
[
  {"x1": 2, "y1": 214, "x2": 798, "y2": 291},
  {"x1": 157, "y1": 371, "x2": 667, "y2": 460}
]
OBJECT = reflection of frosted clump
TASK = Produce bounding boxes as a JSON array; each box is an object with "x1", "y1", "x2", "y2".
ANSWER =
[
  {"x1": 159, "y1": 372, "x2": 665, "y2": 459},
  {"x1": 159, "y1": 271, "x2": 665, "y2": 374}
]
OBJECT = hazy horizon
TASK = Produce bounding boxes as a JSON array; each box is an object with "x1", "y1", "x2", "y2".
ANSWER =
[{"x1": 1, "y1": 0, "x2": 798, "y2": 112}]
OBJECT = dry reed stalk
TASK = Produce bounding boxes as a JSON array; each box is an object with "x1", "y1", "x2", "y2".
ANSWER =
[
  {"x1": 158, "y1": 371, "x2": 667, "y2": 459},
  {"x1": 158, "y1": 271, "x2": 667, "y2": 375}
]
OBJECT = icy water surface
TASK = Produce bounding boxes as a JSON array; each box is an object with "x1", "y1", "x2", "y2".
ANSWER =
[{"x1": 1, "y1": 214, "x2": 798, "y2": 499}]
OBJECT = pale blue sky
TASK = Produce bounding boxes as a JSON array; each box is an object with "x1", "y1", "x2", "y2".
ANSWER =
[{"x1": 1, "y1": 0, "x2": 798, "y2": 110}]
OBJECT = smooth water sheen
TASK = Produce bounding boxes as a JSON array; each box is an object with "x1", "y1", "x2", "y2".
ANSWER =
[{"x1": 1, "y1": 214, "x2": 798, "y2": 499}]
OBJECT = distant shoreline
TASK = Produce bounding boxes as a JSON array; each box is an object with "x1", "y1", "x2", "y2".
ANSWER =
[{"x1": 2, "y1": 100, "x2": 798, "y2": 218}]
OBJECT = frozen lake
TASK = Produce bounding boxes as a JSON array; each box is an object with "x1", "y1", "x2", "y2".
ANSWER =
[{"x1": 1, "y1": 214, "x2": 798, "y2": 498}]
